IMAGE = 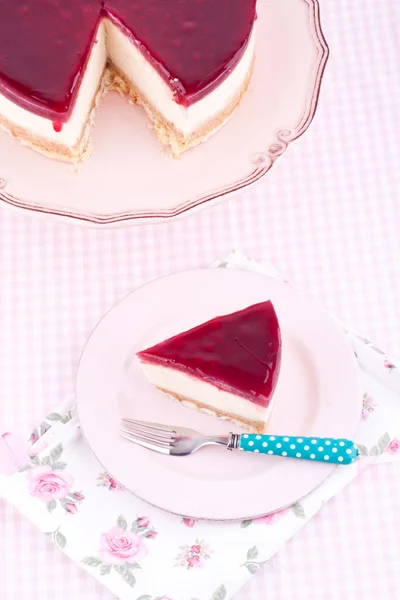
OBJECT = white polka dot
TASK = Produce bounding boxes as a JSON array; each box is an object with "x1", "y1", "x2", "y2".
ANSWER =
[
  {"x1": 256, "y1": 435, "x2": 261, "y2": 440},
  {"x1": 276, "y1": 443, "x2": 282, "y2": 448},
  {"x1": 262, "y1": 442, "x2": 268, "y2": 447},
  {"x1": 248, "y1": 441, "x2": 254, "y2": 446},
  {"x1": 269, "y1": 436, "x2": 276, "y2": 441},
  {"x1": 297, "y1": 438, "x2": 303, "y2": 443},
  {"x1": 318, "y1": 446, "x2": 323, "y2": 452},
  {"x1": 338, "y1": 456, "x2": 343, "y2": 462},
  {"x1": 282, "y1": 451, "x2": 287, "y2": 456},
  {"x1": 283, "y1": 437, "x2": 289, "y2": 442},
  {"x1": 311, "y1": 439, "x2": 317, "y2": 444},
  {"x1": 346, "y1": 449, "x2": 352, "y2": 454},
  {"x1": 339, "y1": 441, "x2": 345, "y2": 447},
  {"x1": 268, "y1": 450, "x2": 273, "y2": 454},
  {"x1": 254, "y1": 449, "x2": 259, "y2": 453},
  {"x1": 243, "y1": 434, "x2": 249, "y2": 439},
  {"x1": 310, "y1": 454, "x2": 315, "y2": 459},
  {"x1": 290, "y1": 444, "x2": 296, "y2": 449},
  {"x1": 324, "y1": 455, "x2": 329, "y2": 460},
  {"x1": 325, "y1": 440, "x2": 331, "y2": 445},
  {"x1": 304, "y1": 445, "x2": 310, "y2": 451},
  {"x1": 332, "y1": 448, "x2": 338, "y2": 453},
  {"x1": 296, "y1": 452, "x2": 301, "y2": 458}
]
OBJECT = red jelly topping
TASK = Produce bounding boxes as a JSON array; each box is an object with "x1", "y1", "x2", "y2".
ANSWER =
[
  {"x1": 52, "y1": 122, "x2": 63, "y2": 132},
  {"x1": 0, "y1": 0, "x2": 256, "y2": 122},
  {"x1": 137, "y1": 301, "x2": 282, "y2": 407}
]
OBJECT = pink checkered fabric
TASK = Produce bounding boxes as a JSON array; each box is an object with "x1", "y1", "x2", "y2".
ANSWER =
[{"x1": 0, "y1": 0, "x2": 400, "y2": 598}]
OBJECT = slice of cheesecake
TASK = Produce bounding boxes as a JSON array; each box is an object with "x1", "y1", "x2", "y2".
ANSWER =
[{"x1": 137, "y1": 301, "x2": 282, "y2": 433}]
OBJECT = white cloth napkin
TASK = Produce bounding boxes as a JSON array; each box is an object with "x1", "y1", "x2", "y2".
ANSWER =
[{"x1": 1, "y1": 252, "x2": 399, "y2": 600}]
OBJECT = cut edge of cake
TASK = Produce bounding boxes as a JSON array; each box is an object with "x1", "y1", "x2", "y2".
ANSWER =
[
  {"x1": 110, "y1": 55, "x2": 255, "y2": 159},
  {"x1": 139, "y1": 361, "x2": 275, "y2": 434}
]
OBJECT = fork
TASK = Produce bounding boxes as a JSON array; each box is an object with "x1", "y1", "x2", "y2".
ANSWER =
[{"x1": 120, "y1": 418, "x2": 359, "y2": 464}]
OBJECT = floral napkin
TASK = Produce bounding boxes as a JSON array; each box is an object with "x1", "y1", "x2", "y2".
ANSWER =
[{"x1": 1, "y1": 252, "x2": 399, "y2": 600}]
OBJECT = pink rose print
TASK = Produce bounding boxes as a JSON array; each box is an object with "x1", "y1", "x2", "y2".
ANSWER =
[
  {"x1": 28, "y1": 421, "x2": 52, "y2": 447},
  {"x1": 187, "y1": 555, "x2": 200, "y2": 568},
  {"x1": 24, "y1": 443, "x2": 84, "y2": 515},
  {"x1": 361, "y1": 394, "x2": 377, "y2": 421},
  {"x1": 182, "y1": 517, "x2": 196, "y2": 528},
  {"x1": 82, "y1": 515, "x2": 157, "y2": 589},
  {"x1": 174, "y1": 538, "x2": 212, "y2": 569},
  {"x1": 100, "y1": 526, "x2": 148, "y2": 565},
  {"x1": 136, "y1": 516, "x2": 150, "y2": 529},
  {"x1": 28, "y1": 422, "x2": 49, "y2": 446},
  {"x1": 384, "y1": 358, "x2": 397, "y2": 372},
  {"x1": 144, "y1": 529, "x2": 158, "y2": 539},
  {"x1": 28, "y1": 466, "x2": 74, "y2": 501},
  {"x1": 72, "y1": 492, "x2": 85, "y2": 501},
  {"x1": 97, "y1": 472, "x2": 124, "y2": 491},
  {"x1": 66, "y1": 502, "x2": 78, "y2": 515},
  {"x1": 242, "y1": 503, "x2": 304, "y2": 527},
  {"x1": 30, "y1": 430, "x2": 39, "y2": 444},
  {"x1": 131, "y1": 514, "x2": 158, "y2": 538},
  {"x1": 385, "y1": 438, "x2": 400, "y2": 455},
  {"x1": 253, "y1": 508, "x2": 289, "y2": 525}
]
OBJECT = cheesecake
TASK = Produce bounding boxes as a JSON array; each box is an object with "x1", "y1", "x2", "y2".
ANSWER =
[
  {"x1": 137, "y1": 301, "x2": 282, "y2": 433},
  {"x1": 0, "y1": 0, "x2": 256, "y2": 163}
]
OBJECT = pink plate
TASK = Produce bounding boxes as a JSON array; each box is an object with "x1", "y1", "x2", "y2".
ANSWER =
[
  {"x1": 76, "y1": 268, "x2": 361, "y2": 520},
  {"x1": 0, "y1": 0, "x2": 328, "y2": 227}
]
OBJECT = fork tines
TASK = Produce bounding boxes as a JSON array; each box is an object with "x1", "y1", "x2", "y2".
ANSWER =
[{"x1": 120, "y1": 418, "x2": 177, "y2": 454}]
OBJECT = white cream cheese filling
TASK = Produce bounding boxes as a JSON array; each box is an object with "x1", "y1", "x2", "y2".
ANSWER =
[
  {"x1": 140, "y1": 362, "x2": 273, "y2": 425},
  {"x1": 106, "y1": 22, "x2": 255, "y2": 137}
]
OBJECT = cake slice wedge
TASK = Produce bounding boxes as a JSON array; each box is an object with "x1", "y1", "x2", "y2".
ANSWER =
[{"x1": 137, "y1": 301, "x2": 282, "y2": 433}]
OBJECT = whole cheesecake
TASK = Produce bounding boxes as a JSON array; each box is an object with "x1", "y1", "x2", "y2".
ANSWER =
[
  {"x1": 137, "y1": 301, "x2": 282, "y2": 433},
  {"x1": 0, "y1": 0, "x2": 257, "y2": 163}
]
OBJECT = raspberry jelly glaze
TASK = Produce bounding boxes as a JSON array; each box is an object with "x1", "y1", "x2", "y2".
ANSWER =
[{"x1": 137, "y1": 301, "x2": 282, "y2": 407}]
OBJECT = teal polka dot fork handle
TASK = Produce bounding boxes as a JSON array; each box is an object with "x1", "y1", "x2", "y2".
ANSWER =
[{"x1": 238, "y1": 434, "x2": 359, "y2": 464}]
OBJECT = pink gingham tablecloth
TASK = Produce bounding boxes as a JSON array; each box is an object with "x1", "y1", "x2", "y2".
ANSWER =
[{"x1": 0, "y1": 0, "x2": 400, "y2": 598}]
